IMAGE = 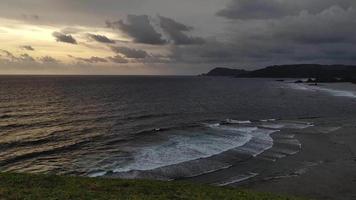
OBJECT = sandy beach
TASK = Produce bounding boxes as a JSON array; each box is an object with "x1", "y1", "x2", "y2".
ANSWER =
[{"x1": 186, "y1": 117, "x2": 356, "y2": 200}]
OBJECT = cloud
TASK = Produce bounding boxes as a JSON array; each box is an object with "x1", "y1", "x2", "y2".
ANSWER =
[
  {"x1": 61, "y1": 27, "x2": 84, "y2": 34},
  {"x1": 52, "y1": 32, "x2": 77, "y2": 44},
  {"x1": 18, "y1": 54, "x2": 35, "y2": 62},
  {"x1": 168, "y1": 41, "x2": 244, "y2": 64},
  {"x1": 111, "y1": 46, "x2": 148, "y2": 58},
  {"x1": 21, "y1": 14, "x2": 39, "y2": 21},
  {"x1": 39, "y1": 56, "x2": 60, "y2": 63},
  {"x1": 173, "y1": 2, "x2": 354, "y2": 67},
  {"x1": 70, "y1": 55, "x2": 108, "y2": 63},
  {"x1": 87, "y1": 33, "x2": 115, "y2": 44},
  {"x1": 0, "y1": 49, "x2": 16, "y2": 60},
  {"x1": 169, "y1": 5, "x2": 356, "y2": 66},
  {"x1": 70, "y1": 54, "x2": 130, "y2": 64},
  {"x1": 217, "y1": 0, "x2": 355, "y2": 20},
  {"x1": 86, "y1": 56, "x2": 108, "y2": 63},
  {"x1": 217, "y1": 0, "x2": 289, "y2": 20},
  {"x1": 2, "y1": 0, "x2": 356, "y2": 74},
  {"x1": 0, "y1": 50, "x2": 36, "y2": 62},
  {"x1": 273, "y1": 6, "x2": 356, "y2": 44},
  {"x1": 107, "y1": 15, "x2": 166, "y2": 45},
  {"x1": 158, "y1": 16, "x2": 205, "y2": 45},
  {"x1": 20, "y1": 45, "x2": 35, "y2": 51},
  {"x1": 107, "y1": 55, "x2": 129, "y2": 63}
]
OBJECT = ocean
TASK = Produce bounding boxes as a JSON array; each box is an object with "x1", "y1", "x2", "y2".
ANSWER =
[{"x1": 1, "y1": 76, "x2": 356, "y2": 180}]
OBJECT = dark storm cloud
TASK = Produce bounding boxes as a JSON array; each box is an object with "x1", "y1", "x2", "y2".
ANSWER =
[
  {"x1": 200, "y1": 50, "x2": 233, "y2": 59},
  {"x1": 176, "y1": 1, "x2": 356, "y2": 68},
  {"x1": 111, "y1": 46, "x2": 148, "y2": 58},
  {"x1": 107, "y1": 55, "x2": 129, "y2": 63},
  {"x1": 107, "y1": 15, "x2": 166, "y2": 45},
  {"x1": 87, "y1": 33, "x2": 115, "y2": 44},
  {"x1": 20, "y1": 45, "x2": 35, "y2": 51},
  {"x1": 52, "y1": 32, "x2": 77, "y2": 44},
  {"x1": 158, "y1": 16, "x2": 205, "y2": 45},
  {"x1": 217, "y1": 0, "x2": 289, "y2": 20},
  {"x1": 217, "y1": 0, "x2": 355, "y2": 20},
  {"x1": 170, "y1": 4, "x2": 356, "y2": 66},
  {"x1": 272, "y1": 6, "x2": 356, "y2": 44},
  {"x1": 169, "y1": 41, "x2": 245, "y2": 64}
]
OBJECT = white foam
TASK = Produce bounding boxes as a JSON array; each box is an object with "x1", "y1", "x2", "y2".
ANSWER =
[
  {"x1": 260, "y1": 119, "x2": 276, "y2": 122},
  {"x1": 288, "y1": 83, "x2": 314, "y2": 91},
  {"x1": 215, "y1": 172, "x2": 258, "y2": 186},
  {"x1": 113, "y1": 129, "x2": 253, "y2": 173},
  {"x1": 289, "y1": 83, "x2": 356, "y2": 98},
  {"x1": 111, "y1": 120, "x2": 310, "y2": 175},
  {"x1": 316, "y1": 87, "x2": 356, "y2": 98},
  {"x1": 226, "y1": 119, "x2": 252, "y2": 124},
  {"x1": 236, "y1": 137, "x2": 275, "y2": 156},
  {"x1": 88, "y1": 171, "x2": 107, "y2": 177},
  {"x1": 260, "y1": 122, "x2": 313, "y2": 130},
  {"x1": 211, "y1": 125, "x2": 259, "y2": 133},
  {"x1": 204, "y1": 125, "x2": 276, "y2": 157},
  {"x1": 260, "y1": 124, "x2": 285, "y2": 129},
  {"x1": 205, "y1": 123, "x2": 220, "y2": 128},
  {"x1": 184, "y1": 164, "x2": 233, "y2": 178}
]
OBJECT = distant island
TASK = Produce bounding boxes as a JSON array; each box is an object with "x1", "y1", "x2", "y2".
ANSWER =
[{"x1": 203, "y1": 64, "x2": 356, "y2": 83}]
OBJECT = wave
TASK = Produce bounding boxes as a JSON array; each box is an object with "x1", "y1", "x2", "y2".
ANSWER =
[
  {"x1": 97, "y1": 119, "x2": 313, "y2": 182},
  {"x1": 214, "y1": 172, "x2": 258, "y2": 186},
  {"x1": 112, "y1": 128, "x2": 254, "y2": 173},
  {"x1": 259, "y1": 121, "x2": 313, "y2": 130},
  {"x1": 111, "y1": 122, "x2": 282, "y2": 175},
  {"x1": 260, "y1": 119, "x2": 276, "y2": 122},
  {"x1": 125, "y1": 113, "x2": 173, "y2": 121},
  {"x1": 316, "y1": 87, "x2": 356, "y2": 98},
  {"x1": 288, "y1": 83, "x2": 356, "y2": 98},
  {"x1": 4, "y1": 117, "x2": 312, "y2": 182},
  {"x1": 0, "y1": 114, "x2": 11, "y2": 119},
  {"x1": 225, "y1": 119, "x2": 252, "y2": 124},
  {"x1": 0, "y1": 139, "x2": 90, "y2": 167}
]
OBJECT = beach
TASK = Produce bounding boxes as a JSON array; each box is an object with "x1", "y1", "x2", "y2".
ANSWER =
[{"x1": 186, "y1": 117, "x2": 356, "y2": 200}]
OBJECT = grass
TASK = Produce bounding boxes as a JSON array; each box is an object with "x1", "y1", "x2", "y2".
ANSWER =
[{"x1": 0, "y1": 173, "x2": 306, "y2": 200}]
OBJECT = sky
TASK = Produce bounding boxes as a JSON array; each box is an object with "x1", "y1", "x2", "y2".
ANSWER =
[{"x1": 0, "y1": 0, "x2": 356, "y2": 75}]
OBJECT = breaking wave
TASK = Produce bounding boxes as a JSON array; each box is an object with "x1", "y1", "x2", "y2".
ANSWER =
[
  {"x1": 288, "y1": 83, "x2": 356, "y2": 98},
  {"x1": 88, "y1": 119, "x2": 312, "y2": 180}
]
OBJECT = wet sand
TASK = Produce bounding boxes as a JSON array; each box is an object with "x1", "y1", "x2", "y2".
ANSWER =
[{"x1": 187, "y1": 117, "x2": 356, "y2": 200}]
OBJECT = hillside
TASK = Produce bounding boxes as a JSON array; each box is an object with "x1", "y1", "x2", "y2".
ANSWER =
[
  {"x1": 204, "y1": 64, "x2": 356, "y2": 80},
  {"x1": 202, "y1": 67, "x2": 249, "y2": 77},
  {"x1": 0, "y1": 173, "x2": 306, "y2": 200}
]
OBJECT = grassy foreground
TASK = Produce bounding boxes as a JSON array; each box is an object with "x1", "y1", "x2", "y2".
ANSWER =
[{"x1": 0, "y1": 173, "x2": 305, "y2": 200}]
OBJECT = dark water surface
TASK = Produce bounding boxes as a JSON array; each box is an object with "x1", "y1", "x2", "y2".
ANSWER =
[{"x1": 1, "y1": 76, "x2": 356, "y2": 178}]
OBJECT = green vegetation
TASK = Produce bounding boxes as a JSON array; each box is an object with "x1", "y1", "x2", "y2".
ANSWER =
[{"x1": 0, "y1": 173, "x2": 306, "y2": 200}]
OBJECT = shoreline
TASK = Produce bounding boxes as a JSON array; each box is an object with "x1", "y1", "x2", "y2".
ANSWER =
[
  {"x1": 187, "y1": 117, "x2": 356, "y2": 200},
  {"x1": 244, "y1": 117, "x2": 356, "y2": 200}
]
